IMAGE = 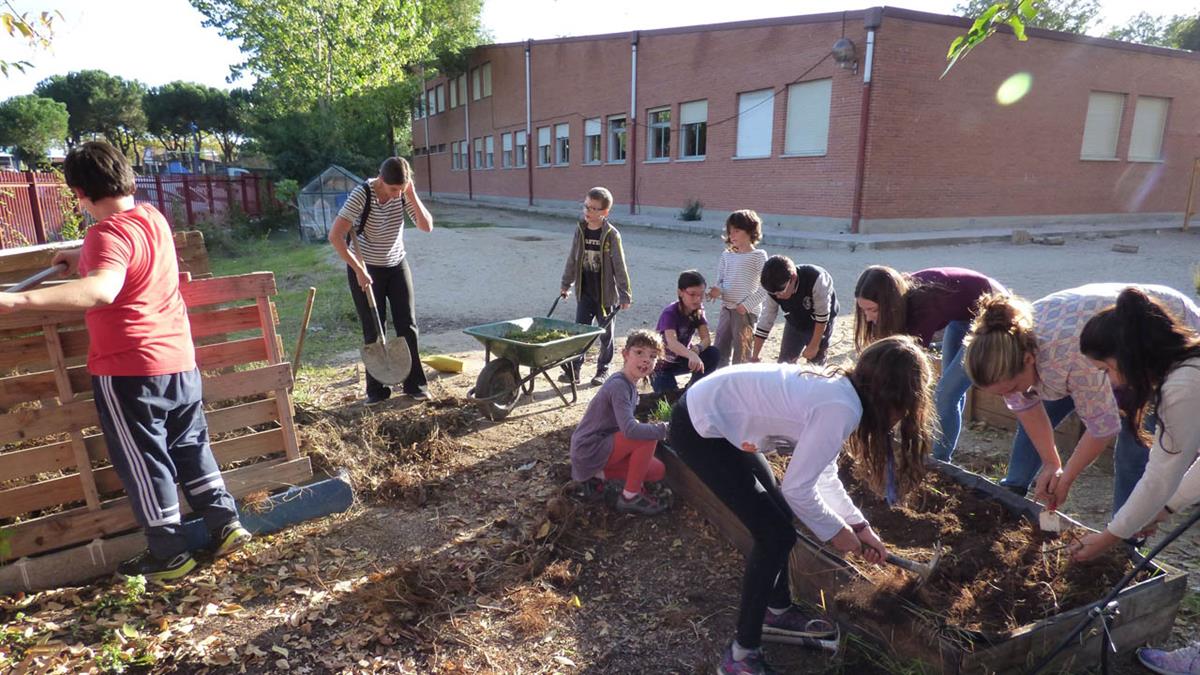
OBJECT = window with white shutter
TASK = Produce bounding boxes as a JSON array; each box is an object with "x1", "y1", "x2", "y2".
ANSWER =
[
  {"x1": 736, "y1": 89, "x2": 774, "y2": 158},
  {"x1": 1128, "y1": 96, "x2": 1169, "y2": 161},
  {"x1": 1080, "y1": 92, "x2": 1125, "y2": 160},
  {"x1": 784, "y1": 79, "x2": 831, "y2": 156},
  {"x1": 679, "y1": 100, "x2": 707, "y2": 159}
]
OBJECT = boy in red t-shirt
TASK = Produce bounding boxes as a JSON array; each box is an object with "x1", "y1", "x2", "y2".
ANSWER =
[{"x1": 0, "y1": 141, "x2": 249, "y2": 582}]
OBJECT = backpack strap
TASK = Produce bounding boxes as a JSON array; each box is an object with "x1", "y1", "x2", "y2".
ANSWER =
[{"x1": 355, "y1": 180, "x2": 373, "y2": 237}]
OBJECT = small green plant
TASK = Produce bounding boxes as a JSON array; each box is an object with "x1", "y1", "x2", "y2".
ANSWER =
[
  {"x1": 95, "y1": 625, "x2": 156, "y2": 674},
  {"x1": 677, "y1": 198, "x2": 703, "y2": 222},
  {"x1": 94, "y1": 574, "x2": 146, "y2": 615},
  {"x1": 51, "y1": 168, "x2": 85, "y2": 241},
  {"x1": 650, "y1": 397, "x2": 673, "y2": 422}
]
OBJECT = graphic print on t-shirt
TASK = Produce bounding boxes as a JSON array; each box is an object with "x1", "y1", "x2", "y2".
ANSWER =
[{"x1": 580, "y1": 228, "x2": 602, "y2": 301}]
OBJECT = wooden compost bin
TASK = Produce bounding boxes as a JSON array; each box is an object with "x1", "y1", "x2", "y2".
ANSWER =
[
  {"x1": 0, "y1": 261, "x2": 308, "y2": 576},
  {"x1": 659, "y1": 447, "x2": 1188, "y2": 674}
]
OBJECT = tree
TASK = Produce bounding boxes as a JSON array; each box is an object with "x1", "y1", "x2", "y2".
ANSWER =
[
  {"x1": 143, "y1": 81, "x2": 210, "y2": 153},
  {"x1": 1105, "y1": 12, "x2": 1199, "y2": 49},
  {"x1": 1, "y1": 5, "x2": 59, "y2": 77},
  {"x1": 954, "y1": 0, "x2": 1100, "y2": 33},
  {"x1": 0, "y1": 94, "x2": 68, "y2": 168},
  {"x1": 190, "y1": 0, "x2": 483, "y2": 109},
  {"x1": 202, "y1": 87, "x2": 251, "y2": 163},
  {"x1": 34, "y1": 70, "x2": 146, "y2": 155}
]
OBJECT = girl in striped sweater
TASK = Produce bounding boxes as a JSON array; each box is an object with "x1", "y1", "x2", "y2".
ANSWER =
[{"x1": 707, "y1": 210, "x2": 769, "y2": 368}]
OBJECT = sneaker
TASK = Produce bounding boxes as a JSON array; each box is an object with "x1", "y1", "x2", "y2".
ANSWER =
[
  {"x1": 405, "y1": 387, "x2": 432, "y2": 401},
  {"x1": 117, "y1": 550, "x2": 197, "y2": 583},
  {"x1": 1138, "y1": 642, "x2": 1200, "y2": 675},
  {"x1": 616, "y1": 491, "x2": 669, "y2": 516},
  {"x1": 209, "y1": 521, "x2": 252, "y2": 559},
  {"x1": 569, "y1": 477, "x2": 621, "y2": 504},
  {"x1": 590, "y1": 371, "x2": 608, "y2": 387},
  {"x1": 366, "y1": 387, "x2": 392, "y2": 405},
  {"x1": 762, "y1": 605, "x2": 838, "y2": 642},
  {"x1": 717, "y1": 644, "x2": 779, "y2": 675}
]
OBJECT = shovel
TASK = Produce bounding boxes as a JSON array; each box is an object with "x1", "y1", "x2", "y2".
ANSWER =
[
  {"x1": 5, "y1": 262, "x2": 69, "y2": 292},
  {"x1": 348, "y1": 238, "x2": 411, "y2": 386}
]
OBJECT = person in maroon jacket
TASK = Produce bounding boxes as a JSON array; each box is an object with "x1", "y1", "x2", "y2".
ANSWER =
[{"x1": 853, "y1": 265, "x2": 1007, "y2": 461}]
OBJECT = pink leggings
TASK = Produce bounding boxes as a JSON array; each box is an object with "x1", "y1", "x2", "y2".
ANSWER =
[{"x1": 603, "y1": 431, "x2": 666, "y2": 494}]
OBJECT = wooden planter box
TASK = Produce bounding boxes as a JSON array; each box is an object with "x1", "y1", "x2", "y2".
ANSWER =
[{"x1": 658, "y1": 446, "x2": 1188, "y2": 674}]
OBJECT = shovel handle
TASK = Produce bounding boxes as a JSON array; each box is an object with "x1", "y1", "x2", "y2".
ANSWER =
[
  {"x1": 7, "y1": 262, "x2": 69, "y2": 293},
  {"x1": 547, "y1": 295, "x2": 561, "y2": 318},
  {"x1": 347, "y1": 231, "x2": 388, "y2": 347}
]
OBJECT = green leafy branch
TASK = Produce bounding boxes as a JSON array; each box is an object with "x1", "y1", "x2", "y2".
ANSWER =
[
  {"x1": 944, "y1": 0, "x2": 1039, "y2": 77},
  {"x1": 1, "y1": 3, "x2": 62, "y2": 77}
]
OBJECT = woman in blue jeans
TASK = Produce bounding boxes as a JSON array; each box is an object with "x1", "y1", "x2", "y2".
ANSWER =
[{"x1": 853, "y1": 266, "x2": 1006, "y2": 461}]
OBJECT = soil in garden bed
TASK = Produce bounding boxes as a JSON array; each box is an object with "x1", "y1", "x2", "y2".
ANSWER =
[{"x1": 838, "y1": 467, "x2": 1150, "y2": 634}]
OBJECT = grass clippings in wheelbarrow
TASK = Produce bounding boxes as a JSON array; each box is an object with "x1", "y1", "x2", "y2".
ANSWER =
[
  {"x1": 503, "y1": 327, "x2": 572, "y2": 344},
  {"x1": 834, "y1": 469, "x2": 1151, "y2": 634}
]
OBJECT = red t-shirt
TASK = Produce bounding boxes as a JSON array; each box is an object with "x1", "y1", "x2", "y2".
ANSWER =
[{"x1": 78, "y1": 203, "x2": 195, "y2": 376}]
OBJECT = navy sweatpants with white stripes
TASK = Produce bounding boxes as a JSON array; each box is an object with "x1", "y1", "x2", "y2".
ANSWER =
[{"x1": 93, "y1": 369, "x2": 238, "y2": 559}]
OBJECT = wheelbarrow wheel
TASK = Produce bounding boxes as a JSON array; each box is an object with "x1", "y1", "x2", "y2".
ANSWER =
[{"x1": 475, "y1": 358, "x2": 520, "y2": 421}]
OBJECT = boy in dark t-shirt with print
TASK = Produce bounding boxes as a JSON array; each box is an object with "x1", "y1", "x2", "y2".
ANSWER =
[
  {"x1": 0, "y1": 142, "x2": 249, "y2": 582},
  {"x1": 560, "y1": 186, "x2": 632, "y2": 386}
]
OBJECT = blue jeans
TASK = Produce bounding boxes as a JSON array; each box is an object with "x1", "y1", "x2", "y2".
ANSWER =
[
  {"x1": 932, "y1": 320, "x2": 971, "y2": 461},
  {"x1": 651, "y1": 345, "x2": 720, "y2": 393},
  {"x1": 1001, "y1": 397, "x2": 1152, "y2": 515}
]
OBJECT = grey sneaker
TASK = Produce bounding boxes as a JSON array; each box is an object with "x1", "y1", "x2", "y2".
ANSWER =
[{"x1": 616, "y1": 491, "x2": 669, "y2": 516}]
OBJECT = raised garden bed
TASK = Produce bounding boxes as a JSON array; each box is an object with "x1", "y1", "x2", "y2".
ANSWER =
[{"x1": 651, "y1": 417, "x2": 1189, "y2": 673}]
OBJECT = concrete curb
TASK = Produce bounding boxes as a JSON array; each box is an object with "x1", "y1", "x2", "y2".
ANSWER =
[{"x1": 427, "y1": 195, "x2": 1189, "y2": 250}]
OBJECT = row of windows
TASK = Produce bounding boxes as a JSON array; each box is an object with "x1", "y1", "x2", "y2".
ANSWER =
[
  {"x1": 430, "y1": 78, "x2": 833, "y2": 171},
  {"x1": 1080, "y1": 91, "x2": 1168, "y2": 161},
  {"x1": 414, "y1": 63, "x2": 494, "y2": 119}
]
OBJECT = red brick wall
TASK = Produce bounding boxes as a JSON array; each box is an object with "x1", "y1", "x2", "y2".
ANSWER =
[
  {"x1": 411, "y1": 10, "x2": 1200, "y2": 231},
  {"x1": 863, "y1": 16, "x2": 1200, "y2": 226}
]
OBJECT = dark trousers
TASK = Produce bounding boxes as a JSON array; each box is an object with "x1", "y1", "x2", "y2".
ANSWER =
[
  {"x1": 651, "y1": 345, "x2": 720, "y2": 393},
  {"x1": 347, "y1": 260, "x2": 428, "y2": 395},
  {"x1": 669, "y1": 394, "x2": 795, "y2": 649},
  {"x1": 93, "y1": 369, "x2": 239, "y2": 559},
  {"x1": 567, "y1": 293, "x2": 615, "y2": 377},
  {"x1": 778, "y1": 313, "x2": 836, "y2": 365}
]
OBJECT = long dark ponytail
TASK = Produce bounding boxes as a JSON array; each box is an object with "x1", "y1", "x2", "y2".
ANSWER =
[{"x1": 1079, "y1": 287, "x2": 1200, "y2": 449}]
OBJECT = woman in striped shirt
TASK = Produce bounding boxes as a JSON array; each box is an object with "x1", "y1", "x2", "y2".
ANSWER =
[{"x1": 329, "y1": 157, "x2": 434, "y2": 403}]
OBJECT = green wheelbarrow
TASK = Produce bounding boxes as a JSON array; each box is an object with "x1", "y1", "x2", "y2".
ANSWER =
[{"x1": 463, "y1": 315, "x2": 606, "y2": 421}]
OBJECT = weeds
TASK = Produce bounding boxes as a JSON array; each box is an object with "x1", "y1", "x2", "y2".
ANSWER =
[
  {"x1": 677, "y1": 198, "x2": 703, "y2": 222},
  {"x1": 93, "y1": 575, "x2": 146, "y2": 616},
  {"x1": 651, "y1": 398, "x2": 673, "y2": 422}
]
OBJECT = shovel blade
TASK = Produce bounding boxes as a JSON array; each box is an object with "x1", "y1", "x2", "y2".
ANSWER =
[
  {"x1": 1039, "y1": 510, "x2": 1064, "y2": 533},
  {"x1": 361, "y1": 338, "x2": 411, "y2": 385}
]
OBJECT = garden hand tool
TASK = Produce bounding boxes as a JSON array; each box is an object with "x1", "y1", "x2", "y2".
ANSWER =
[
  {"x1": 348, "y1": 238, "x2": 411, "y2": 385},
  {"x1": 1039, "y1": 509, "x2": 1065, "y2": 533},
  {"x1": 5, "y1": 262, "x2": 69, "y2": 292},
  {"x1": 885, "y1": 542, "x2": 943, "y2": 590}
]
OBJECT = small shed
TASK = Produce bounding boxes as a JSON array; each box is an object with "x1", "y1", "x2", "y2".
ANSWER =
[{"x1": 297, "y1": 165, "x2": 364, "y2": 242}]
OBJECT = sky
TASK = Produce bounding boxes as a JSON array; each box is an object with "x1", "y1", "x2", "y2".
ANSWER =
[{"x1": 2, "y1": 0, "x2": 1198, "y2": 100}]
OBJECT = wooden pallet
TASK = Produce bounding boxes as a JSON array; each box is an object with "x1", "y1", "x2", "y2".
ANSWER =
[
  {"x1": 0, "y1": 230, "x2": 211, "y2": 284},
  {"x1": 0, "y1": 270, "x2": 307, "y2": 563}
]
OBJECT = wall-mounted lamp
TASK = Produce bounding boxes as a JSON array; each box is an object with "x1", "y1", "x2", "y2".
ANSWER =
[{"x1": 832, "y1": 37, "x2": 858, "y2": 74}]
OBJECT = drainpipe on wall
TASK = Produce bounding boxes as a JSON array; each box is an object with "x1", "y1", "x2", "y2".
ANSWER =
[
  {"x1": 465, "y1": 72, "x2": 473, "y2": 201},
  {"x1": 849, "y1": 8, "x2": 881, "y2": 234},
  {"x1": 421, "y1": 66, "x2": 433, "y2": 199},
  {"x1": 629, "y1": 32, "x2": 639, "y2": 216},
  {"x1": 526, "y1": 40, "x2": 534, "y2": 206}
]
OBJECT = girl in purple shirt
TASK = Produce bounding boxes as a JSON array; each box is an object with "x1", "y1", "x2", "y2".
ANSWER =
[{"x1": 854, "y1": 266, "x2": 1006, "y2": 461}]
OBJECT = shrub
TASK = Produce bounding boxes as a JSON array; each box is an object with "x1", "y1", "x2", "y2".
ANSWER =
[{"x1": 678, "y1": 198, "x2": 703, "y2": 221}]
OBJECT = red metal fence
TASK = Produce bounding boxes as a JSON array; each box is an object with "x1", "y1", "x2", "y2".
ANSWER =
[{"x1": 0, "y1": 171, "x2": 276, "y2": 248}]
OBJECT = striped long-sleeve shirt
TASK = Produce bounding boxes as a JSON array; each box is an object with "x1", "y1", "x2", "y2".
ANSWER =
[
  {"x1": 337, "y1": 180, "x2": 419, "y2": 267},
  {"x1": 716, "y1": 248, "x2": 768, "y2": 314}
]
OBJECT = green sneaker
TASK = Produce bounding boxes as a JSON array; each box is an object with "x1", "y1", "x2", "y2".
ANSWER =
[
  {"x1": 209, "y1": 521, "x2": 252, "y2": 559},
  {"x1": 117, "y1": 550, "x2": 197, "y2": 583}
]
